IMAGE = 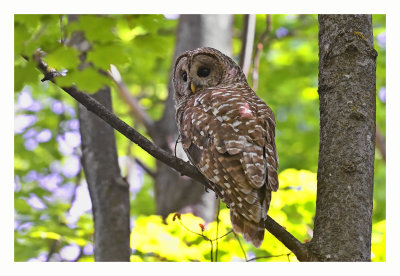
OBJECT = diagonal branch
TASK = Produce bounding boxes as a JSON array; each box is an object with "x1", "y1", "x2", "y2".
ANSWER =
[
  {"x1": 65, "y1": 84, "x2": 216, "y2": 192},
  {"x1": 30, "y1": 55, "x2": 316, "y2": 262},
  {"x1": 263, "y1": 216, "x2": 316, "y2": 261}
]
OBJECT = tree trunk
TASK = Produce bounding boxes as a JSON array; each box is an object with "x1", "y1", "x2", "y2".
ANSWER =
[
  {"x1": 79, "y1": 89, "x2": 131, "y2": 261},
  {"x1": 67, "y1": 15, "x2": 131, "y2": 261},
  {"x1": 153, "y1": 14, "x2": 233, "y2": 222},
  {"x1": 309, "y1": 14, "x2": 377, "y2": 261}
]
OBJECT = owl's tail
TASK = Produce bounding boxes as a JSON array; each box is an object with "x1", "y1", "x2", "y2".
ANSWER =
[{"x1": 230, "y1": 211, "x2": 265, "y2": 248}]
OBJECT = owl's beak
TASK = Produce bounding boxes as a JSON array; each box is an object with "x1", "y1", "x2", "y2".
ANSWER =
[{"x1": 190, "y1": 82, "x2": 196, "y2": 93}]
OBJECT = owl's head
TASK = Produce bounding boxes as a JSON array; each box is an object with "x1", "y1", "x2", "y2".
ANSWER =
[{"x1": 172, "y1": 47, "x2": 247, "y2": 103}]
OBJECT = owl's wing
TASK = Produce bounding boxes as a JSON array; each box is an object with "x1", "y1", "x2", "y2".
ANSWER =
[
  {"x1": 179, "y1": 88, "x2": 278, "y2": 212},
  {"x1": 255, "y1": 101, "x2": 279, "y2": 192},
  {"x1": 178, "y1": 88, "x2": 279, "y2": 248},
  {"x1": 193, "y1": 88, "x2": 279, "y2": 192}
]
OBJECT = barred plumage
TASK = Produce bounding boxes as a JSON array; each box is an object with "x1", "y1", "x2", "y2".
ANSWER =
[{"x1": 173, "y1": 47, "x2": 278, "y2": 247}]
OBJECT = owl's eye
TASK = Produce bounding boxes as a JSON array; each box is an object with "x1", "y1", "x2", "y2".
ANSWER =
[
  {"x1": 181, "y1": 72, "x2": 188, "y2": 82},
  {"x1": 197, "y1": 67, "x2": 210, "y2": 77}
]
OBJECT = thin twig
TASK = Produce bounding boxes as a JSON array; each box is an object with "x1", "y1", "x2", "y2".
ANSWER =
[
  {"x1": 59, "y1": 15, "x2": 65, "y2": 45},
  {"x1": 233, "y1": 232, "x2": 248, "y2": 261},
  {"x1": 176, "y1": 216, "x2": 232, "y2": 242},
  {"x1": 210, "y1": 240, "x2": 214, "y2": 262},
  {"x1": 134, "y1": 157, "x2": 156, "y2": 178},
  {"x1": 211, "y1": 230, "x2": 233, "y2": 241},
  {"x1": 177, "y1": 219, "x2": 205, "y2": 238},
  {"x1": 176, "y1": 216, "x2": 213, "y2": 262},
  {"x1": 252, "y1": 14, "x2": 272, "y2": 92},
  {"x1": 45, "y1": 239, "x2": 61, "y2": 262},
  {"x1": 247, "y1": 252, "x2": 292, "y2": 262},
  {"x1": 215, "y1": 199, "x2": 220, "y2": 262}
]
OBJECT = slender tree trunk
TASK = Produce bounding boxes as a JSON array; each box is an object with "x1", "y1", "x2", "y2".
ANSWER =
[
  {"x1": 79, "y1": 90, "x2": 131, "y2": 261},
  {"x1": 153, "y1": 14, "x2": 233, "y2": 222},
  {"x1": 67, "y1": 15, "x2": 131, "y2": 261},
  {"x1": 309, "y1": 14, "x2": 377, "y2": 261}
]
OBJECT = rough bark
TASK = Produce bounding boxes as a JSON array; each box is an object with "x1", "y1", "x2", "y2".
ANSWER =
[
  {"x1": 153, "y1": 14, "x2": 233, "y2": 222},
  {"x1": 79, "y1": 90, "x2": 131, "y2": 261},
  {"x1": 309, "y1": 14, "x2": 377, "y2": 261},
  {"x1": 67, "y1": 15, "x2": 130, "y2": 261}
]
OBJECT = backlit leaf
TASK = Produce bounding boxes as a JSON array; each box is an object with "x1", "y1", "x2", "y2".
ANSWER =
[{"x1": 43, "y1": 46, "x2": 81, "y2": 70}]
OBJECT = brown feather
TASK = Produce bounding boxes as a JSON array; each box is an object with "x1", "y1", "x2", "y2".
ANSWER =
[
  {"x1": 173, "y1": 47, "x2": 279, "y2": 248},
  {"x1": 231, "y1": 210, "x2": 265, "y2": 248}
]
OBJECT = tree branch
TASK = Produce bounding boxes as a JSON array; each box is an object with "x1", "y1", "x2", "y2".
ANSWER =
[
  {"x1": 70, "y1": 84, "x2": 217, "y2": 191},
  {"x1": 263, "y1": 216, "x2": 317, "y2": 261},
  {"x1": 30, "y1": 55, "x2": 316, "y2": 262}
]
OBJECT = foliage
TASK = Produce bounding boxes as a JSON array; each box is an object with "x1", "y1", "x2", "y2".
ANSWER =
[
  {"x1": 132, "y1": 169, "x2": 314, "y2": 262},
  {"x1": 14, "y1": 14, "x2": 385, "y2": 262}
]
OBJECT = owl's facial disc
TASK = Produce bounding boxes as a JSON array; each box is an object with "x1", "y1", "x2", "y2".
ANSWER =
[
  {"x1": 173, "y1": 56, "x2": 194, "y2": 98},
  {"x1": 188, "y1": 54, "x2": 223, "y2": 92}
]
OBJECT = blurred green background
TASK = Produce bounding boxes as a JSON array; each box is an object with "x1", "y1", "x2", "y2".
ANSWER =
[{"x1": 14, "y1": 14, "x2": 386, "y2": 262}]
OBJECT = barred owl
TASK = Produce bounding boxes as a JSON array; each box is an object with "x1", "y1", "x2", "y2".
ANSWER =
[{"x1": 172, "y1": 47, "x2": 279, "y2": 248}]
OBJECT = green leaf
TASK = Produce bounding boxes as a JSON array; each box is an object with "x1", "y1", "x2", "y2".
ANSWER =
[
  {"x1": 14, "y1": 22, "x2": 31, "y2": 55},
  {"x1": 68, "y1": 15, "x2": 117, "y2": 43},
  {"x1": 15, "y1": 15, "x2": 62, "y2": 56},
  {"x1": 55, "y1": 68, "x2": 110, "y2": 93},
  {"x1": 130, "y1": 175, "x2": 155, "y2": 216},
  {"x1": 87, "y1": 44, "x2": 129, "y2": 69},
  {"x1": 15, "y1": 197, "x2": 31, "y2": 214},
  {"x1": 371, "y1": 220, "x2": 386, "y2": 261},
  {"x1": 14, "y1": 14, "x2": 41, "y2": 27},
  {"x1": 43, "y1": 46, "x2": 81, "y2": 70},
  {"x1": 14, "y1": 61, "x2": 39, "y2": 92}
]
